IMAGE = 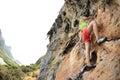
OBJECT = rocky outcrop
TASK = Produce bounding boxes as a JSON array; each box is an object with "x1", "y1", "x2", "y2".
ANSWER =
[{"x1": 37, "y1": 0, "x2": 120, "y2": 80}]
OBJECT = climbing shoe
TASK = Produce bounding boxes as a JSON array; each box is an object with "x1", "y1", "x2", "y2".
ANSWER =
[
  {"x1": 97, "y1": 37, "x2": 107, "y2": 45},
  {"x1": 83, "y1": 65, "x2": 96, "y2": 72}
]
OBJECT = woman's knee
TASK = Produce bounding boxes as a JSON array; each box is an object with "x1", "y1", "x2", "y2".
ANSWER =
[
  {"x1": 88, "y1": 20, "x2": 97, "y2": 32},
  {"x1": 88, "y1": 22, "x2": 93, "y2": 33}
]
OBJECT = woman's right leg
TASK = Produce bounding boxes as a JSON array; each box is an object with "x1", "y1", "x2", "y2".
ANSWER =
[
  {"x1": 87, "y1": 20, "x2": 99, "y2": 40},
  {"x1": 87, "y1": 20, "x2": 107, "y2": 45}
]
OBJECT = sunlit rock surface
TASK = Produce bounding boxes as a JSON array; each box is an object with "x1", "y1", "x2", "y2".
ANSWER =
[{"x1": 37, "y1": 0, "x2": 120, "y2": 80}]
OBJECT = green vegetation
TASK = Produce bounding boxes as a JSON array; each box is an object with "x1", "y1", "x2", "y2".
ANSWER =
[
  {"x1": 0, "y1": 50, "x2": 18, "y2": 67},
  {"x1": 0, "y1": 65, "x2": 25, "y2": 80},
  {"x1": 0, "y1": 64, "x2": 40, "y2": 80},
  {"x1": 21, "y1": 64, "x2": 40, "y2": 73}
]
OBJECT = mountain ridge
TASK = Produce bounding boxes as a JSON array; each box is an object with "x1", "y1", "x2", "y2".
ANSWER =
[{"x1": 0, "y1": 29, "x2": 18, "y2": 66}]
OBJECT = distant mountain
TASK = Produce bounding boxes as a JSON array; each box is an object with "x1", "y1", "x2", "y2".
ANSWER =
[{"x1": 0, "y1": 29, "x2": 18, "y2": 66}]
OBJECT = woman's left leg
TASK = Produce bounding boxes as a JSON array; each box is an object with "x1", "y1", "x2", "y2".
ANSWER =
[{"x1": 85, "y1": 42, "x2": 91, "y2": 66}]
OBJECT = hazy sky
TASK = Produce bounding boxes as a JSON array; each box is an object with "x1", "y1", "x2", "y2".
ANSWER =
[{"x1": 0, "y1": 0, "x2": 64, "y2": 65}]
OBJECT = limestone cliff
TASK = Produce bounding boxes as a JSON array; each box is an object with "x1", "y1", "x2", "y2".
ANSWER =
[{"x1": 37, "y1": 0, "x2": 120, "y2": 80}]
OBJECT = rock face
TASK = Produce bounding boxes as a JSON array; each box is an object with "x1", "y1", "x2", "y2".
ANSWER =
[{"x1": 37, "y1": 0, "x2": 120, "y2": 80}]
